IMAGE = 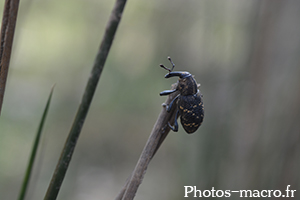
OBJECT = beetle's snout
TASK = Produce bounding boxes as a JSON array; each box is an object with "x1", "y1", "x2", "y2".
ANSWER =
[{"x1": 165, "y1": 71, "x2": 191, "y2": 79}]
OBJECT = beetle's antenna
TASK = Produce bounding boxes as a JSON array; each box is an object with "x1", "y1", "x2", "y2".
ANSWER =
[
  {"x1": 160, "y1": 56, "x2": 176, "y2": 73},
  {"x1": 160, "y1": 64, "x2": 172, "y2": 73},
  {"x1": 168, "y1": 56, "x2": 175, "y2": 71}
]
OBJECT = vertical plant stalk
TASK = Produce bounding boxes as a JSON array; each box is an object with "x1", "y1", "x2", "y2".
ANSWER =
[
  {"x1": 44, "y1": 0, "x2": 127, "y2": 200},
  {"x1": 0, "y1": 0, "x2": 20, "y2": 114},
  {"x1": 115, "y1": 84, "x2": 180, "y2": 200},
  {"x1": 18, "y1": 86, "x2": 55, "y2": 200}
]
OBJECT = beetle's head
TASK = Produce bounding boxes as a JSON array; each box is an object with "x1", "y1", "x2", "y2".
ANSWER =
[{"x1": 160, "y1": 57, "x2": 198, "y2": 96}]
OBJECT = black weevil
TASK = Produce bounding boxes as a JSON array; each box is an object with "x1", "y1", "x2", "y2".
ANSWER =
[{"x1": 160, "y1": 57, "x2": 204, "y2": 134}]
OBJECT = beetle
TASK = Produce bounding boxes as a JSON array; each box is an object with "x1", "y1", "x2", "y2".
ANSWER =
[{"x1": 159, "y1": 57, "x2": 204, "y2": 134}]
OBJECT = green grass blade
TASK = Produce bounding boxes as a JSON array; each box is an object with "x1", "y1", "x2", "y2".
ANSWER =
[
  {"x1": 18, "y1": 85, "x2": 55, "y2": 200},
  {"x1": 44, "y1": 1, "x2": 127, "y2": 199}
]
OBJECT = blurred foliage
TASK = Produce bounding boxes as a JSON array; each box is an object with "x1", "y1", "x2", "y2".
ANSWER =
[{"x1": 0, "y1": 0, "x2": 299, "y2": 200}]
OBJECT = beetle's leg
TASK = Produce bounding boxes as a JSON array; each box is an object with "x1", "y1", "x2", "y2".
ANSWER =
[
  {"x1": 168, "y1": 110, "x2": 179, "y2": 132},
  {"x1": 159, "y1": 89, "x2": 177, "y2": 96},
  {"x1": 166, "y1": 94, "x2": 180, "y2": 112}
]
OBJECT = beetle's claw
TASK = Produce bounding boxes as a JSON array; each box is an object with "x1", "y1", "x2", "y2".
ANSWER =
[
  {"x1": 161, "y1": 124, "x2": 168, "y2": 134},
  {"x1": 167, "y1": 122, "x2": 178, "y2": 132},
  {"x1": 166, "y1": 105, "x2": 171, "y2": 112},
  {"x1": 162, "y1": 103, "x2": 170, "y2": 111}
]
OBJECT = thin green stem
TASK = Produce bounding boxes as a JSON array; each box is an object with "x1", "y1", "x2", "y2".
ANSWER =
[
  {"x1": 44, "y1": 1, "x2": 127, "y2": 199},
  {"x1": 18, "y1": 85, "x2": 54, "y2": 200}
]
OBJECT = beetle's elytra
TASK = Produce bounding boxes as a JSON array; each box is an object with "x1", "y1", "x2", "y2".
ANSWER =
[{"x1": 159, "y1": 57, "x2": 204, "y2": 134}]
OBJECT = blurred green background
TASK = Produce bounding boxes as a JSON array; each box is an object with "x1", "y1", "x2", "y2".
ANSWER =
[{"x1": 1, "y1": 0, "x2": 300, "y2": 199}]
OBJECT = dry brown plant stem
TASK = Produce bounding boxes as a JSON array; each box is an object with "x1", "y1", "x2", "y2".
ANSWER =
[
  {"x1": 0, "y1": 0, "x2": 20, "y2": 114},
  {"x1": 116, "y1": 83, "x2": 179, "y2": 200}
]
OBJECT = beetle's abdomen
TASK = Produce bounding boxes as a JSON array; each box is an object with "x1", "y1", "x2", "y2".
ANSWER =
[{"x1": 178, "y1": 92, "x2": 204, "y2": 134}]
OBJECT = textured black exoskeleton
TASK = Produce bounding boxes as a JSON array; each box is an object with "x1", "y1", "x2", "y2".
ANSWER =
[{"x1": 160, "y1": 57, "x2": 204, "y2": 134}]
